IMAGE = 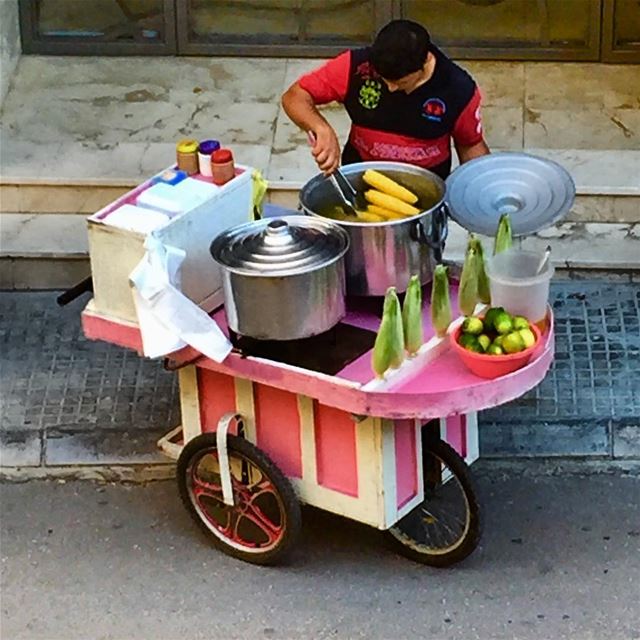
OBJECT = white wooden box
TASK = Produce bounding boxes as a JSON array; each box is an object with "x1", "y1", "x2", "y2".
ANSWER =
[{"x1": 87, "y1": 168, "x2": 254, "y2": 325}]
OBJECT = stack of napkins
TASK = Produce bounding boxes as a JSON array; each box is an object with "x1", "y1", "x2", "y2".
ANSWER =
[
  {"x1": 105, "y1": 204, "x2": 170, "y2": 234},
  {"x1": 136, "y1": 178, "x2": 220, "y2": 217}
]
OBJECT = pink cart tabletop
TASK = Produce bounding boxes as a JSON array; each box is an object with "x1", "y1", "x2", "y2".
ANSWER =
[{"x1": 83, "y1": 282, "x2": 555, "y2": 420}]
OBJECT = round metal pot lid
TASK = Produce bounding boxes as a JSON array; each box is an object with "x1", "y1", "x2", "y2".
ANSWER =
[
  {"x1": 445, "y1": 152, "x2": 575, "y2": 237},
  {"x1": 211, "y1": 215, "x2": 349, "y2": 277}
]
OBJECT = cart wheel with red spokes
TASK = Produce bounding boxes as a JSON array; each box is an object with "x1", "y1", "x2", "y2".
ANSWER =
[
  {"x1": 177, "y1": 433, "x2": 301, "y2": 565},
  {"x1": 387, "y1": 439, "x2": 482, "y2": 567}
]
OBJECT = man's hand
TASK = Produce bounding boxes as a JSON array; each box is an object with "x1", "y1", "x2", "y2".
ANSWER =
[
  {"x1": 282, "y1": 82, "x2": 342, "y2": 175},
  {"x1": 309, "y1": 124, "x2": 341, "y2": 175}
]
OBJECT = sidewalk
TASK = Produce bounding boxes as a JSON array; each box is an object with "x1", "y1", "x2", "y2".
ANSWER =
[{"x1": 0, "y1": 277, "x2": 639, "y2": 478}]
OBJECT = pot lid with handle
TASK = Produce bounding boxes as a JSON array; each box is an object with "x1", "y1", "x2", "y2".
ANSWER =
[
  {"x1": 210, "y1": 215, "x2": 349, "y2": 277},
  {"x1": 444, "y1": 152, "x2": 576, "y2": 237}
]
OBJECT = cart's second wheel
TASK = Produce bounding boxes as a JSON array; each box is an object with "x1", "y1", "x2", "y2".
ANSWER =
[
  {"x1": 388, "y1": 439, "x2": 482, "y2": 567},
  {"x1": 177, "y1": 433, "x2": 301, "y2": 566}
]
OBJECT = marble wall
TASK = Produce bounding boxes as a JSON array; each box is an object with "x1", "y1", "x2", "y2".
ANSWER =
[{"x1": 1, "y1": 0, "x2": 21, "y2": 106}]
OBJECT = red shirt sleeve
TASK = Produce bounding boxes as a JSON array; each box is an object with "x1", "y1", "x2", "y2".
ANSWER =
[
  {"x1": 452, "y1": 86, "x2": 484, "y2": 147},
  {"x1": 297, "y1": 51, "x2": 351, "y2": 105}
]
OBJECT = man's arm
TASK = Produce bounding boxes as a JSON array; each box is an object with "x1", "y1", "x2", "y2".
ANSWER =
[
  {"x1": 281, "y1": 82, "x2": 341, "y2": 174},
  {"x1": 451, "y1": 85, "x2": 490, "y2": 165},
  {"x1": 455, "y1": 138, "x2": 490, "y2": 164}
]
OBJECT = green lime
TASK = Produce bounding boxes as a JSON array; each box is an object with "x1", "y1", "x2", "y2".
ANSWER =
[
  {"x1": 519, "y1": 328, "x2": 536, "y2": 349},
  {"x1": 512, "y1": 315, "x2": 530, "y2": 331},
  {"x1": 462, "y1": 317, "x2": 484, "y2": 335},
  {"x1": 458, "y1": 334, "x2": 482, "y2": 352},
  {"x1": 494, "y1": 312, "x2": 514, "y2": 335},
  {"x1": 483, "y1": 307, "x2": 504, "y2": 332},
  {"x1": 477, "y1": 334, "x2": 491, "y2": 352},
  {"x1": 492, "y1": 335, "x2": 504, "y2": 348},
  {"x1": 486, "y1": 344, "x2": 504, "y2": 356},
  {"x1": 502, "y1": 331, "x2": 525, "y2": 354}
]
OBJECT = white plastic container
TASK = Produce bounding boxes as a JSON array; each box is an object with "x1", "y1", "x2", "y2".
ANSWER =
[
  {"x1": 485, "y1": 249, "x2": 554, "y2": 324},
  {"x1": 87, "y1": 166, "x2": 254, "y2": 325}
]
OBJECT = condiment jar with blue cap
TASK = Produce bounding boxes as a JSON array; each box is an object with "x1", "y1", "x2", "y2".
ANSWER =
[{"x1": 198, "y1": 139, "x2": 220, "y2": 177}]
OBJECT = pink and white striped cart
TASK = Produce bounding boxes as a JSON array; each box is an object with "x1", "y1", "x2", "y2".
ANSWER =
[{"x1": 82, "y1": 290, "x2": 554, "y2": 568}]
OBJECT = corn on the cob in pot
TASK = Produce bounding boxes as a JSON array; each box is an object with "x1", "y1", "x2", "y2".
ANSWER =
[
  {"x1": 364, "y1": 190, "x2": 420, "y2": 217},
  {"x1": 362, "y1": 169, "x2": 419, "y2": 205}
]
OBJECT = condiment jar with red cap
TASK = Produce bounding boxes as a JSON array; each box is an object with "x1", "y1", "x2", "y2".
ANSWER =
[{"x1": 211, "y1": 148, "x2": 235, "y2": 186}]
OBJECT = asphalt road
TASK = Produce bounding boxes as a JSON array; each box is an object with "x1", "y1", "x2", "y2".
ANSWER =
[{"x1": 1, "y1": 472, "x2": 639, "y2": 640}]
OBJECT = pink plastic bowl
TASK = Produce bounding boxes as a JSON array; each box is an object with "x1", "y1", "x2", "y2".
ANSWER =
[{"x1": 450, "y1": 320, "x2": 542, "y2": 379}]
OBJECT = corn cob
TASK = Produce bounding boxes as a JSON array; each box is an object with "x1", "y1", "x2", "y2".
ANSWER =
[
  {"x1": 402, "y1": 275, "x2": 423, "y2": 355},
  {"x1": 355, "y1": 210, "x2": 385, "y2": 223},
  {"x1": 458, "y1": 239, "x2": 479, "y2": 316},
  {"x1": 362, "y1": 169, "x2": 419, "y2": 205},
  {"x1": 366, "y1": 204, "x2": 409, "y2": 220},
  {"x1": 493, "y1": 213, "x2": 513, "y2": 255},
  {"x1": 372, "y1": 287, "x2": 405, "y2": 377},
  {"x1": 364, "y1": 189, "x2": 420, "y2": 217},
  {"x1": 469, "y1": 235, "x2": 491, "y2": 304},
  {"x1": 431, "y1": 265, "x2": 452, "y2": 338}
]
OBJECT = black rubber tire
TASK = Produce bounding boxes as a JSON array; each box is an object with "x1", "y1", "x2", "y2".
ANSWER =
[
  {"x1": 387, "y1": 439, "x2": 482, "y2": 567},
  {"x1": 177, "y1": 433, "x2": 301, "y2": 566}
]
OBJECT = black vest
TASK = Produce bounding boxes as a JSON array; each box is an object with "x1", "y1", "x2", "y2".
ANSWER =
[{"x1": 342, "y1": 47, "x2": 477, "y2": 178}]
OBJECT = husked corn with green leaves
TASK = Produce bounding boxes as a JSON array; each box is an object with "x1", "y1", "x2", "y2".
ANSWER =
[
  {"x1": 402, "y1": 275, "x2": 423, "y2": 355},
  {"x1": 372, "y1": 287, "x2": 405, "y2": 377},
  {"x1": 431, "y1": 264, "x2": 452, "y2": 338},
  {"x1": 469, "y1": 235, "x2": 491, "y2": 304},
  {"x1": 493, "y1": 213, "x2": 513, "y2": 255},
  {"x1": 458, "y1": 240, "x2": 479, "y2": 317}
]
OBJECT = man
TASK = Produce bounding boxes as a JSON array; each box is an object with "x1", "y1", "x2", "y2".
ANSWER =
[{"x1": 282, "y1": 19, "x2": 490, "y2": 178}]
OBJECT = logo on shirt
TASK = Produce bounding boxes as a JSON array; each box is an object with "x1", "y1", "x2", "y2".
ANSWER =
[
  {"x1": 355, "y1": 61, "x2": 379, "y2": 80},
  {"x1": 422, "y1": 98, "x2": 446, "y2": 122},
  {"x1": 359, "y1": 79, "x2": 382, "y2": 110}
]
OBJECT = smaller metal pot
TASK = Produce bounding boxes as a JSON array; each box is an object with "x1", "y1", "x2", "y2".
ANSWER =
[{"x1": 210, "y1": 216, "x2": 349, "y2": 341}]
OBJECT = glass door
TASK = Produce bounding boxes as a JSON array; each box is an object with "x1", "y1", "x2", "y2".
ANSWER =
[
  {"x1": 175, "y1": 0, "x2": 393, "y2": 56},
  {"x1": 19, "y1": 0, "x2": 176, "y2": 54},
  {"x1": 400, "y1": 0, "x2": 603, "y2": 60},
  {"x1": 602, "y1": 0, "x2": 640, "y2": 61}
]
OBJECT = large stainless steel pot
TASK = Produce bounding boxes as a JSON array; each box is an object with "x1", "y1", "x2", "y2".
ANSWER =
[
  {"x1": 210, "y1": 216, "x2": 349, "y2": 341},
  {"x1": 299, "y1": 161, "x2": 448, "y2": 296}
]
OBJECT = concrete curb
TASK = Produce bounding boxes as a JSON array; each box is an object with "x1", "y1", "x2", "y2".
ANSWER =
[
  {"x1": 2, "y1": 458, "x2": 638, "y2": 484},
  {"x1": 0, "y1": 463, "x2": 175, "y2": 483}
]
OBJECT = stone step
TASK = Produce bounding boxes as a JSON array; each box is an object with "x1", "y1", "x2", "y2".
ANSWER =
[
  {"x1": 2, "y1": 210, "x2": 637, "y2": 290},
  {"x1": 2, "y1": 147, "x2": 638, "y2": 289},
  {"x1": 1, "y1": 148, "x2": 639, "y2": 219}
]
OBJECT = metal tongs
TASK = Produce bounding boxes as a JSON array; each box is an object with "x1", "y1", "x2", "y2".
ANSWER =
[{"x1": 307, "y1": 131, "x2": 367, "y2": 217}]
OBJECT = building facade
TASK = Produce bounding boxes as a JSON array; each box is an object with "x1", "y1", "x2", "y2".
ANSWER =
[{"x1": 17, "y1": 0, "x2": 640, "y2": 63}]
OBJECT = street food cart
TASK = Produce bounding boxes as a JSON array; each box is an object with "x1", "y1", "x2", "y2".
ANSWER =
[{"x1": 74, "y1": 152, "x2": 574, "y2": 567}]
